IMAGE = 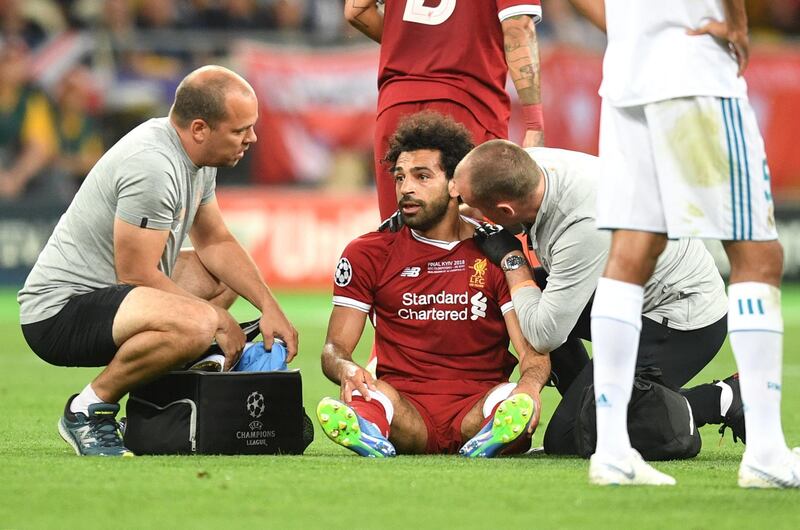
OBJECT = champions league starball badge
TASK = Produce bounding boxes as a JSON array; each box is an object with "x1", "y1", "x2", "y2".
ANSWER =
[
  {"x1": 334, "y1": 258, "x2": 352, "y2": 287},
  {"x1": 246, "y1": 391, "x2": 265, "y2": 419}
]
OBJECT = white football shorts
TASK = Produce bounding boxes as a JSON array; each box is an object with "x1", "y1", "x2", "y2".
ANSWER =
[{"x1": 596, "y1": 96, "x2": 778, "y2": 240}]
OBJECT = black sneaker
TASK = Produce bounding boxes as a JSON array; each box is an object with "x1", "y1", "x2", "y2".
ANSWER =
[
  {"x1": 57, "y1": 394, "x2": 134, "y2": 457},
  {"x1": 718, "y1": 373, "x2": 746, "y2": 444}
]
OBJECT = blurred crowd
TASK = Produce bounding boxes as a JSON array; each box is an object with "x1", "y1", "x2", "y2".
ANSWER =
[{"x1": 1, "y1": 0, "x2": 799, "y2": 204}]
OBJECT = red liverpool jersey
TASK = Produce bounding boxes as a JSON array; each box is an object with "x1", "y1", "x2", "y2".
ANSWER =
[
  {"x1": 332, "y1": 225, "x2": 517, "y2": 395},
  {"x1": 378, "y1": 0, "x2": 542, "y2": 138}
]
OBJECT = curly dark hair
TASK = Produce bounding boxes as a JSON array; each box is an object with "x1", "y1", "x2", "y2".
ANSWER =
[{"x1": 383, "y1": 111, "x2": 474, "y2": 179}]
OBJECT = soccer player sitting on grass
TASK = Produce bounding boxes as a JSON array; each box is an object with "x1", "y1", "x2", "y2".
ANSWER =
[{"x1": 317, "y1": 112, "x2": 551, "y2": 457}]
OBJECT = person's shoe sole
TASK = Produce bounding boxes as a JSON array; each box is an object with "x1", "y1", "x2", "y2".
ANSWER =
[
  {"x1": 460, "y1": 393, "x2": 534, "y2": 458},
  {"x1": 316, "y1": 398, "x2": 394, "y2": 458}
]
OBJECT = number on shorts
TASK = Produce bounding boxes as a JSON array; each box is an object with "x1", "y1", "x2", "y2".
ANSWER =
[{"x1": 403, "y1": 0, "x2": 456, "y2": 25}]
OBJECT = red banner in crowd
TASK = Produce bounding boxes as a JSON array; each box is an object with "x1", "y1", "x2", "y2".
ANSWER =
[
  {"x1": 217, "y1": 188, "x2": 379, "y2": 290},
  {"x1": 237, "y1": 41, "x2": 800, "y2": 197},
  {"x1": 235, "y1": 42, "x2": 379, "y2": 185}
]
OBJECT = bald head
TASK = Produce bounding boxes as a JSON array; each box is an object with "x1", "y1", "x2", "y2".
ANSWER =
[
  {"x1": 170, "y1": 65, "x2": 256, "y2": 129},
  {"x1": 458, "y1": 139, "x2": 540, "y2": 205}
]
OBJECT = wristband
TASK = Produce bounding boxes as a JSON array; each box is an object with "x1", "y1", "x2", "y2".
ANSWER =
[{"x1": 522, "y1": 104, "x2": 545, "y2": 131}]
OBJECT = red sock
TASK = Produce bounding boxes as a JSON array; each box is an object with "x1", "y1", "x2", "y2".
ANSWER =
[{"x1": 350, "y1": 396, "x2": 390, "y2": 437}]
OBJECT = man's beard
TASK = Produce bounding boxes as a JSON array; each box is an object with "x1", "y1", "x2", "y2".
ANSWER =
[{"x1": 399, "y1": 191, "x2": 451, "y2": 232}]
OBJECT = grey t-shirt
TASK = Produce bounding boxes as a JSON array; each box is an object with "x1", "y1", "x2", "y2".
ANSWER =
[
  {"x1": 512, "y1": 147, "x2": 727, "y2": 353},
  {"x1": 18, "y1": 118, "x2": 216, "y2": 324}
]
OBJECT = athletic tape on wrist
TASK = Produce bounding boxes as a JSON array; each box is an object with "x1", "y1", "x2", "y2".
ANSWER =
[{"x1": 522, "y1": 104, "x2": 544, "y2": 131}]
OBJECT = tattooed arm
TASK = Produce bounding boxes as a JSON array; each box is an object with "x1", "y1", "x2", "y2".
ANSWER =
[
  {"x1": 501, "y1": 15, "x2": 544, "y2": 147},
  {"x1": 344, "y1": 0, "x2": 384, "y2": 43}
]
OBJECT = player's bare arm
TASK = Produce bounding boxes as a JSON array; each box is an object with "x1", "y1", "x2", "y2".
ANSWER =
[
  {"x1": 501, "y1": 15, "x2": 544, "y2": 148},
  {"x1": 189, "y1": 198, "x2": 298, "y2": 361},
  {"x1": 321, "y1": 306, "x2": 377, "y2": 402},
  {"x1": 344, "y1": 0, "x2": 384, "y2": 43},
  {"x1": 687, "y1": 0, "x2": 749, "y2": 76},
  {"x1": 567, "y1": 0, "x2": 606, "y2": 33},
  {"x1": 504, "y1": 309, "x2": 549, "y2": 433}
]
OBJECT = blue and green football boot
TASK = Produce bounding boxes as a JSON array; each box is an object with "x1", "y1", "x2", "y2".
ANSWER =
[
  {"x1": 459, "y1": 393, "x2": 534, "y2": 458},
  {"x1": 316, "y1": 397, "x2": 396, "y2": 458}
]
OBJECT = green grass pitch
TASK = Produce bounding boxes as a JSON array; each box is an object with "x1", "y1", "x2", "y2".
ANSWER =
[{"x1": 2, "y1": 286, "x2": 799, "y2": 529}]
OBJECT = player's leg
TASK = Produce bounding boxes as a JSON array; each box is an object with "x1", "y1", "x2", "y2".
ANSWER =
[
  {"x1": 458, "y1": 383, "x2": 535, "y2": 457},
  {"x1": 592, "y1": 228, "x2": 668, "y2": 457},
  {"x1": 590, "y1": 101, "x2": 674, "y2": 485},
  {"x1": 725, "y1": 239, "x2": 799, "y2": 487},
  {"x1": 172, "y1": 249, "x2": 237, "y2": 308},
  {"x1": 646, "y1": 96, "x2": 798, "y2": 487},
  {"x1": 317, "y1": 380, "x2": 429, "y2": 456}
]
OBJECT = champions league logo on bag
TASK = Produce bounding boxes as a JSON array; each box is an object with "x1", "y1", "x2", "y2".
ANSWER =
[
  {"x1": 246, "y1": 391, "x2": 265, "y2": 418},
  {"x1": 237, "y1": 391, "x2": 276, "y2": 446}
]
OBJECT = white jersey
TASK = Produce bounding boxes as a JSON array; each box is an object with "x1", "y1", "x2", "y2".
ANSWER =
[
  {"x1": 512, "y1": 147, "x2": 727, "y2": 353},
  {"x1": 600, "y1": 0, "x2": 747, "y2": 107}
]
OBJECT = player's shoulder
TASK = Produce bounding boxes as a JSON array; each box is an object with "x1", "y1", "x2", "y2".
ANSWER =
[
  {"x1": 349, "y1": 229, "x2": 398, "y2": 247},
  {"x1": 341, "y1": 229, "x2": 400, "y2": 258}
]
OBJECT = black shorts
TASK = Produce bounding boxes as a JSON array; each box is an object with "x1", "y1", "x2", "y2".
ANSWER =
[{"x1": 21, "y1": 284, "x2": 135, "y2": 367}]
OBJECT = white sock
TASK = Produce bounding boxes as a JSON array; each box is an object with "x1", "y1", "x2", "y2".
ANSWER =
[
  {"x1": 728, "y1": 282, "x2": 787, "y2": 465},
  {"x1": 715, "y1": 381, "x2": 733, "y2": 417},
  {"x1": 590, "y1": 278, "x2": 643, "y2": 460},
  {"x1": 70, "y1": 384, "x2": 103, "y2": 416},
  {"x1": 482, "y1": 382, "x2": 517, "y2": 418}
]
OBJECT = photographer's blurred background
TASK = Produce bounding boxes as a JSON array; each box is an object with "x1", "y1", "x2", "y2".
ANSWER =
[{"x1": 2, "y1": 0, "x2": 799, "y2": 287}]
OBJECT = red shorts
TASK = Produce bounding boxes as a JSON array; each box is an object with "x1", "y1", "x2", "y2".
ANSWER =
[
  {"x1": 395, "y1": 387, "x2": 492, "y2": 454},
  {"x1": 373, "y1": 100, "x2": 502, "y2": 220}
]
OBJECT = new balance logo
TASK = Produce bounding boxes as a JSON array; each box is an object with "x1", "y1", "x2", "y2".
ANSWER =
[
  {"x1": 597, "y1": 394, "x2": 611, "y2": 407},
  {"x1": 400, "y1": 267, "x2": 421, "y2": 278}
]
